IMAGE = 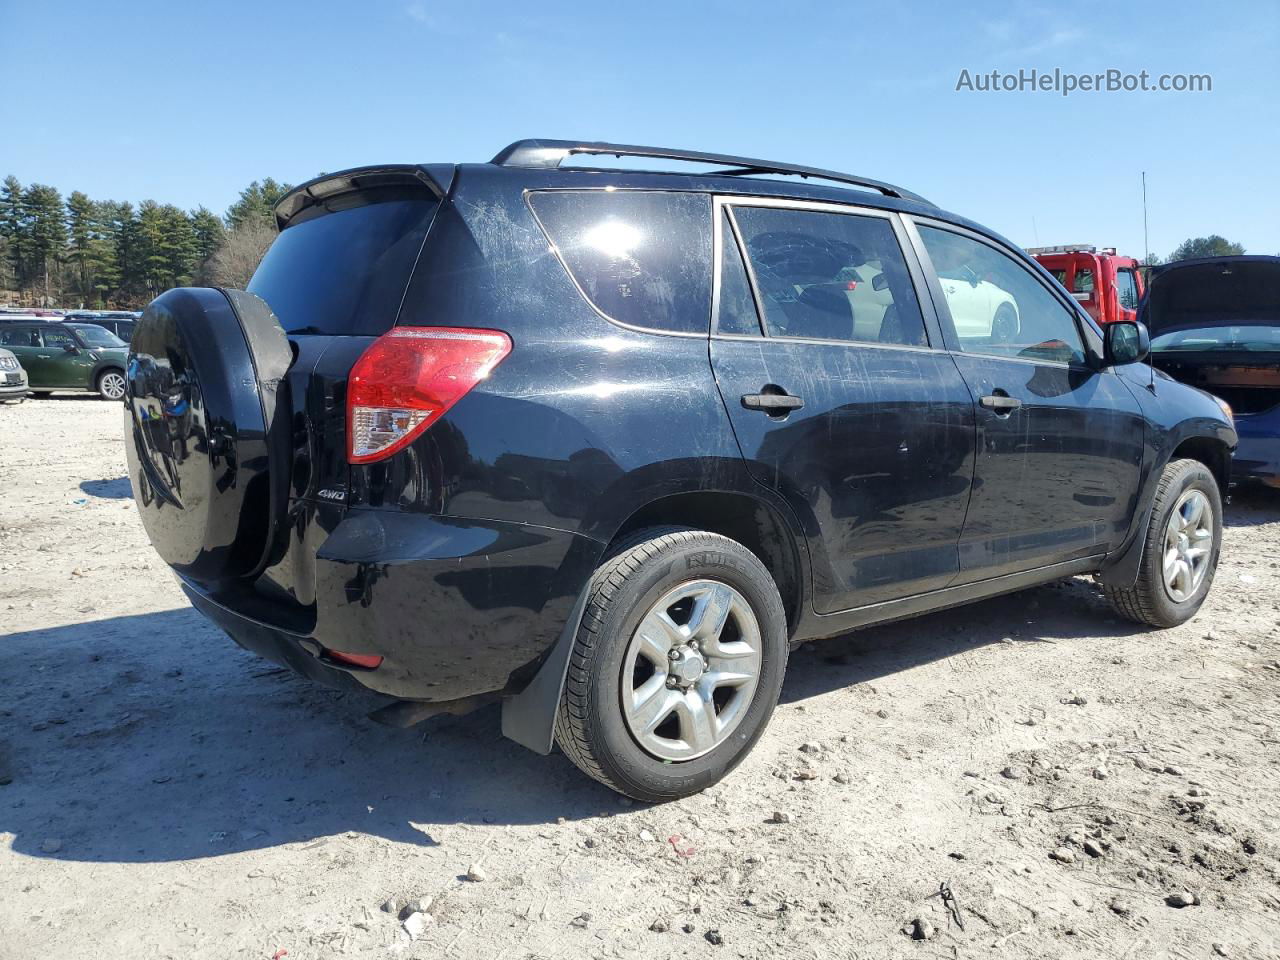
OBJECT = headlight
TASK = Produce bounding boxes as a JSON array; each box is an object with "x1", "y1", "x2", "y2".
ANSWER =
[{"x1": 1211, "y1": 394, "x2": 1233, "y2": 421}]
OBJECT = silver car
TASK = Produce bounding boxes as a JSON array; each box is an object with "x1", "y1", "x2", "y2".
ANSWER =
[{"x1": 0, "y1": 347, "x2": 30, "y2": 401}]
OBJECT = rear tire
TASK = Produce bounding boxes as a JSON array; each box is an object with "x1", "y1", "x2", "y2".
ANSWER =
[
  {"x1": 992, "y1": 302, "x2": 1019, "y2": 342},
  {"x1": 555, "y1": 527, "x2": 788, "y2": 802},
  {"x1": 1105, "y1": 458, "x2": 1222, "y2": 628}
]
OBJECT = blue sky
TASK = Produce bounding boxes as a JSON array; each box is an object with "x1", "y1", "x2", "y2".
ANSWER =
[{"x1": 4, "y1": 0, "x2": 1277, "y2": 259}]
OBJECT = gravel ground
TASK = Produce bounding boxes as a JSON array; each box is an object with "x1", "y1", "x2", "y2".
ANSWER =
[{"x1": 2, "y1": 396, "x2": 1279, "y2": 960}]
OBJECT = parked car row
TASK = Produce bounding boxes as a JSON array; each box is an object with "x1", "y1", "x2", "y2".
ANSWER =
[
  {"x1": 0, "y1": 319, "x2": 129, "y2": 400},
  {"x1": 0, "y1": 309, "x2": 139, "y2": 343}
]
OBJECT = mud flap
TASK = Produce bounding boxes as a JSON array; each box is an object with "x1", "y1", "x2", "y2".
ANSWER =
[{"x1": 500, "y1": 586, "x2": 590, "y2": 755}]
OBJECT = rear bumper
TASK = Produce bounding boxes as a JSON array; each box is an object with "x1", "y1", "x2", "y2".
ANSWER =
[
  {"x1": 1232, "y1": 411, "x2": 1280, "y2": 487},
  {"x1": 183, "y1": 510, "x2": 603, "y2": 701}
]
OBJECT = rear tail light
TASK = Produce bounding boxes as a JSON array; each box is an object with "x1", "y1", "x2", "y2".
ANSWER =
[
  {"x1": 326, "y1": 650, "x2": 384, "y2": 669},
  {"x1": 347, "y1": 327, "x2": 512, "y2": 464}
]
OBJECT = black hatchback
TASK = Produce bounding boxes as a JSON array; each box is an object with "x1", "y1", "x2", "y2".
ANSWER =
[{"x1": 124, "y1": 140, "x2": 1236, "y2": 801}]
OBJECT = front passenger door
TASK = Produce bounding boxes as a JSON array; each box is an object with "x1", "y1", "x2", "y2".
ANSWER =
[
  {"x1": 911, "y1": 221, "x2": 1145, "y2": 582},
  {"x1": 38, "y1": 326, "x2": 93, "y2": 388}
]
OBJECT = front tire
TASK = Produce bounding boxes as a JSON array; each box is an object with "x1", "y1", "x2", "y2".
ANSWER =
[
  {"x1": 97, "y1": 369, "x2": 126, "y2": 401},
  {"x1": 1106, "y1": 458, "x2": 1222, "y2": 627},
  {"x1": 555, "y1": 528, "x2": 788, "y2": 802}
]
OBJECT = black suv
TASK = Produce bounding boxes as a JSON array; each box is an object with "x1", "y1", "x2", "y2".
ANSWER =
[{"x1": 124, "y1": 140, "x2": 1236, "y2": 801}]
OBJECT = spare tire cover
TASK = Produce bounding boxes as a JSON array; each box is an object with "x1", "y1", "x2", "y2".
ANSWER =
[{"x1": 124, "y1": 287, "x2": 292, "y2": 583}]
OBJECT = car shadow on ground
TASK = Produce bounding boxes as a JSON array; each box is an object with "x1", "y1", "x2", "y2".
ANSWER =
[
  {"x1": 1224, "y1": 485, "x2": 1280, "y2": 528},
  {"x1": 78, "y1": 476, "x2": 132, "y2": 500},
  {"x1": 24, "y1": 393, "x2": 108, "y2": 402},
  {"x1": 0, "y1": 574, "x2": 1149, "y2": 866}
]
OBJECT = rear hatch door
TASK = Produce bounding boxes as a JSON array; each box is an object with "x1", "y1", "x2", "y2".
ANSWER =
[{"x1": 244, "y1": 166, "x2": 451, "y2": 613}]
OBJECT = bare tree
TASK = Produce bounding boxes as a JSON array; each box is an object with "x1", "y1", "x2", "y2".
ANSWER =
[{"x1": 207, "y1": 221, "x2": 275, "y2": 288}]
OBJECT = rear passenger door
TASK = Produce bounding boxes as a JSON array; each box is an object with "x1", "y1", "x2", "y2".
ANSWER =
[
  {"x1": 0, "y1": 326, "x2": 46, "y2": 386},
  {"x1": 709, "y1": 198, "x2": 976, "y2": 613},
  {"x1": 907, "y1": 220, "x2": 1145, "y2": 582}
]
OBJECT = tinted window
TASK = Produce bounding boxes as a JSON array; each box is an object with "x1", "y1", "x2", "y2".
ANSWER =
[
  {"x1": 1075, "y1": 267, "x2": 1095, "y2": 294},
  {"x1": 717, "y1": 210, "x2": 761, "y2": 336},
  {"x1": 530, "y1": 190, "x2": 712, "y2": 333},
  {"x1": 731, "y1": 206, "x2": 927, "y2": 346},
  {"x1": 249, "y1": 190, "x2": 439, "y2": 336},
  {"x1": 1049, "y1": 269, "x2": 1067, "y2": 286},
  {"x1": 68, "y1": 324, "x2": 125, "y2": 347},
  {"x1": 1116, "y1": 268, "x2": 1139, "y2": 309},
  {"x1": 0, "y1": 327, "x2": 37, "y2": 346},
  {"x1": 919, "y1": 226, "x2": 1085, "y2": 365},
  {"x1": 42, "y1": 327, "x2": 77, "y2": 349}
]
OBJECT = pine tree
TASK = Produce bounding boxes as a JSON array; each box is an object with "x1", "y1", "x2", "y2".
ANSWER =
[
  {"x1": 1, "y1": 176, "x2": 27, "y2": 291},
  {"x1": 66, "y1": 190, "x2": 97, "y2": 305},
  {"x1": 23, "y1": 183, "x2": 67, "y2": 304},
  {"x1": 158, "y1": 204, "x2": 198, "y2": 286},
  {"x1": 88, "y1": 200, "x2": 125, "y2": 305},
  {"x1": 135, "y1": 200, "x2": 169, "y2": 295},
  {"x1": 190, "y1": 206, "x2": 226, "y2": 282},
  {"x1": 226, "y1": 178, "x2": 291, "y2": 229}
]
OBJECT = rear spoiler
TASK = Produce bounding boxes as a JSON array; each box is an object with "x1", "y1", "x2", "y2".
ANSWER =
[{"x1": 273, "y1": 164, "x2": 455, "y2": 230}]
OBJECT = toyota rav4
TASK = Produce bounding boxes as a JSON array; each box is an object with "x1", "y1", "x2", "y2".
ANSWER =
[{"x1": 124, "y1": 140, "x2": 1237, "y2": 801}]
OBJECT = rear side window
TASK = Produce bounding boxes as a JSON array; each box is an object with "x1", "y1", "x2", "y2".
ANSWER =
[
  {"x1": 730, "y1": 205, "x2": 928, "y2": 346},
  {"x1": 717, "y1": 210, "x2": 762, "y2": 336},
  {"x1": 0, "y1": 327, "x2": 37, "y2": 346},
  {"x1": 529, "y1": 190, "x2": 712, "y2": 333},
  {"x1": 249, "y1": 190, "x2": 439, "y2": 336}
]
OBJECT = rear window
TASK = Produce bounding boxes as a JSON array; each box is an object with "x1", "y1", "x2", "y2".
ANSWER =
[
  {"x1": 248, "y1": 190, "x2": 438, "y2": 336},
  {"x1": 529, "y1": 190, "x2": 712, "y2": 333}
]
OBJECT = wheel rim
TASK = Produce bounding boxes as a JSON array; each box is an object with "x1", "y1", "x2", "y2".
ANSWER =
[
  {"x1": 992, "y1": 305, "x2": 1017, "y2": 342},
  {"x1": 1162, "y1": 488, "x2": 1214, "y2": 603},
  {"x1": 100, "y1": 372, "x2": 126, "y2": 400},
  {"x1": 620, "y1": 579, "x2": 762, "y2": 762}
]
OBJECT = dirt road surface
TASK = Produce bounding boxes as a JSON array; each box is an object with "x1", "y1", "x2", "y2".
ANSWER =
[{"x1": 2, "y1": 396, "x2": 1278, "y2": 959}]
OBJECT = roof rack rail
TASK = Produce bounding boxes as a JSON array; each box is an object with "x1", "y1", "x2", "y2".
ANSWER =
[{"x1": 491, "y1": 139, "x2": 930, "y2": 205}]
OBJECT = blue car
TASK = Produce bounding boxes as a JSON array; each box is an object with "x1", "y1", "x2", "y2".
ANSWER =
[{"x1": 1144, "y1": 256, "x2": 1280, "y2": 488}]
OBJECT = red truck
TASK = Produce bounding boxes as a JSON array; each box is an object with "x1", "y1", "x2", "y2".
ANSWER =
[{"x1": 1027, "y1": 245, "x2": 1144, "y2": 325}]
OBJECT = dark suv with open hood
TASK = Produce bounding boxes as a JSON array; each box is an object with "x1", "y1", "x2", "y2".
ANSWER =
[
  {"x1": 1143, "y1": 255, "x2": 1280, "y2": 488},
  {"x1": 124, "y1": 140, "x2": 1237, "y2": 801}
]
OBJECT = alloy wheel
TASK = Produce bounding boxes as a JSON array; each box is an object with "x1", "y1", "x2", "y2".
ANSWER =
[
  {"x1": 620, "y1": 579, "x2": 762, "y2": 761},
  {"x1": 1162, "y1": 488, "x2": 1213, "y2": 602},
  {"x1": 99, "y1": 371, "x2": 126, "y2": 401}
]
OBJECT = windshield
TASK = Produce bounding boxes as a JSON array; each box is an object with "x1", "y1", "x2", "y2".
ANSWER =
[
  {"x1": 68, "y1": 324, "x2": 126, "y2": 348},
  {"x1": 1151, "y1": 324, "x2": 1280, "y2": 352}
]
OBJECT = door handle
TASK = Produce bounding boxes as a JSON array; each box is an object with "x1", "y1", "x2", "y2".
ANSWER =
[
  {"x1": 37, "y1": 354, "x2": 52, "y2": 359},
  {"x1": 979, "y1": 392, "x2": 1022, "y2": 414},
  {"x1": 742, "y1": 391, "x2": 804, "y2": 413}
]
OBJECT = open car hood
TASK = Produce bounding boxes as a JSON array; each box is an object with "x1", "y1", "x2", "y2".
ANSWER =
[{"x1": 1141, "y1": 256, "x2": 1280, "y2": 335}]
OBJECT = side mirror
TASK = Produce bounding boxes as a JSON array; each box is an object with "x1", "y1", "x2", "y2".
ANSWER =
[
  {"x1": 871, "y1": 273, "x2": 888, "y2": 292},
  {"x1": 1106, "y1": 320, "x2": 1150, "y2": 366}
]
